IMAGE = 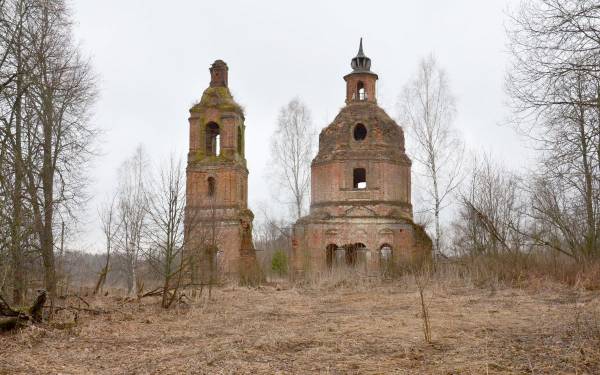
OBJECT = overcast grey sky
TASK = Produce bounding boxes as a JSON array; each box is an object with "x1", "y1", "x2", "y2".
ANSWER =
[{"x1": 70, "y1": 0, "x2": 527, "y2": 251}]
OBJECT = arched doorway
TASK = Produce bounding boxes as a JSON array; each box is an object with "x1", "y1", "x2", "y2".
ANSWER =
[{"x1": 344, "y1": 243, "x2": 366, "y2": 266}]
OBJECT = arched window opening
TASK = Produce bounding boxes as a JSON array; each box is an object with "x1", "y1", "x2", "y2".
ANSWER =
[
  {"x1": 334, "y1": 246, "x2": 346, "y2": 266},
  {"x1": 380, "y1": 244, "x2": 393, "y2": 275},
  {"x1": 205, "y1": 245, "x2": 221, "y2": 273},
  {"x1": 326, "y1": 244, "x2": 337, "y2": 269},
  {"x1": 207, "y1": 177, "x2": 216, "y2": 197},
  {"x1": 353, "y1": 123, "x2": 367, "y2": 141},
  {"x1": 242, "y1": 181, "x2": 246, "y2": 203},
  {"x1": 205, "y1": 122, "x2": 220, "y2": 156},
  {"x1": 346, "y1": 246, "x2": 356, "y2": 266},
  {"x1": 380, "y1": 244, "x2": 392, "y2": 262},
  {"x1": 353, "y1": 168, "x2": 367, "y2": 189},
  {"x1": 214, "y1": 248, "x2": 223, "y2": 271},
  {"x1": 357, "y1": 81, "x2": 366, "y2": 100},
  {"x1": 237, "y1": 126, "x2": 243, "y2": 155}
]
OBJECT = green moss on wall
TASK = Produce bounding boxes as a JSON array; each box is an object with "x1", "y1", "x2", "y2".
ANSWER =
[{"x1": 189, "y1": 86, "x2": 244, "y2": 115}]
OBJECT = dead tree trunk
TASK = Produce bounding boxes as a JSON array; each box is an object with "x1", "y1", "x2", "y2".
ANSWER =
[{"x1": 0, "y1": 290, "x2": 46, "y2": 332}]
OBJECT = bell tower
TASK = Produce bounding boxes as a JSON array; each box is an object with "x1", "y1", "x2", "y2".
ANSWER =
[
  {"x1": 344, "y1": 38, "x2": 378, "y2": 104},
  {"x1": 185, "y1": 60, "x2": 256, "y2": 278}
]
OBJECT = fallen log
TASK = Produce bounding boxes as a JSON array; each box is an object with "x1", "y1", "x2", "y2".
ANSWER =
[
  {"x1": 0, "y1": 317, "x2": 25, "y2": 331},
  {"x1": 0, "y1": 294, "x2": 19, "y2": 317},
  {"x1": 0, "y1": 290, "x2": 47, "y2": 332},
  {"x1": 58, "y1": 294, "x2": 90, "y2": 307},
  {"x1": 140, "y1": 287, "x2": 163, "y2": 298},
  {"x1": 50, "y1": 305, "x2": 110, "y2": 315}
]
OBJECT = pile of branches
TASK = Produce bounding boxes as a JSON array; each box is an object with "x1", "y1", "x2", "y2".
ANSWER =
[{"x1": 0, "y1": 291, "x2": 46, "y2": 332}]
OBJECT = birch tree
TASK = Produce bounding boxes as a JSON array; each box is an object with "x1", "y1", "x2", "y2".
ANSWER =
[
  {"x1": 93, "y1": 195, "x2": 118, "y2": 295},
  {"x1": 116, "y1": 145, "x2": 148, "y2": 296},
  {"x1": 398, "y1": 55, "x2": 464, "y2": 258},
  {"x1": 268, "y1": 98, "x2": 315, "y2": 221}
]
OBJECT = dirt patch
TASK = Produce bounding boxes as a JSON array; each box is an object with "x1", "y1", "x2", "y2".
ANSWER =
[{"x1": 1, "y1": 282, "x2": 599, "y2": 374}]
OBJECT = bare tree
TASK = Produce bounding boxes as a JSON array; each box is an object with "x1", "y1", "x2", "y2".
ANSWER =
[
  {"x1": 415, "y1": 265, "x2": 432, "y2": 344},
  {"x1": 0, "y1": 0, "x2": 32, "y2": 95},
  {"x1": 506, "y1": 0, "x2": 600, "y2": 260},
  {"x1": 0, "y1": 0, "x2": 33, "y2": 305},
  {"x1": 115, "y1": 145, "x2": 148, "y2": 296},
  {"x1": 268, "y1": 98, "x2": 315, "y2": 221},
  {"x1": 253, "y1": 203, "x2": 291, "y2": 274},
  {"x1": 452, "y1": 154, "x2": 529, "y2": 256},
  {"x1": 254, "y1": 205, "x2": 290, "y2": 252},
  {"x1": 203, "y1": 200, "x2": 221, "y2": 298},
  {"x1": 24, "y1": 1, "x2": 97, "y2": 300},
  {"x1": 145, "y1": 156, "x2": 187, "y2": 308},
  {"x1": 398, "y1": 55, "x2": 464, "y2": 258},
  {"x1": 184, "y1": 205, "x2": 221, "y2": 297},
  {"x1": 93, "y1": 194, "x2": 118, "y2": 295},
  {"x1": 0, "y1": 0, "x2": 97, "y2": 301},
  {"x1": 183, "y1": 198, "x2": 222, "y2": 299}
]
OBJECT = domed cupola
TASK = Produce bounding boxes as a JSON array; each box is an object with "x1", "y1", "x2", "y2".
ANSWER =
[{"x1": 350, "y1": 38, "x2": 371, "y2": 72}]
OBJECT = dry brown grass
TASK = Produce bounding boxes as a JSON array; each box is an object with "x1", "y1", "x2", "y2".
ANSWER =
[
  {"x1": 1, "y1": 274, "x2": 599, "y2": 374},
  {"x1": 456, "y1": 253, "x2": 600, "y2": 291}
]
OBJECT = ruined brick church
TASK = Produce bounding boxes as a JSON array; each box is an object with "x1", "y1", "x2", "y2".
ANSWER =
[
  {"x1": 185, "y1": 40, "x2": 430, "y2": 278},
  {"x1": 291, "y1": 40, "x2": 431, "y2": 274}
]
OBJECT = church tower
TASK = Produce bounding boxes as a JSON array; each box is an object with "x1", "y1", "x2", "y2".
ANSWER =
[
  {"x1": 292, "y1": 40, "x2": 431, "y2": 275},
  {"x1": 185, "y1": 60, "x2": 256, "y2": 278}
]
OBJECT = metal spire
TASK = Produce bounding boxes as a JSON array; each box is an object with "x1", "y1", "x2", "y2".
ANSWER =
[
  {"x1": 357, "y1": 37, "x2": 365, "y2": 57},
  {"x1": 350, "y1": 37, "x2": 371, "y2": 72}
]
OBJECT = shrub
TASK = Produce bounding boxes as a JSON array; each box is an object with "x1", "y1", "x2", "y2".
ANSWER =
[{"x1": 271, "y1": 250, "x2": 288, "y2": 276}]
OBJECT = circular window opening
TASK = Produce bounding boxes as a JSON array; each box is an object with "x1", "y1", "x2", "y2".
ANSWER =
[{"x1": 353, "y1": 124, "x2": 367, "y2": 141}]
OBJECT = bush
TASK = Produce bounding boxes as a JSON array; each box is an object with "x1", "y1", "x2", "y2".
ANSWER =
[
  {"x1": 271, "y1": 250, "x2": 288, "y2": 276},
  {"x1": 450, "y1": 251, "x2": 600, "y2": 290}
]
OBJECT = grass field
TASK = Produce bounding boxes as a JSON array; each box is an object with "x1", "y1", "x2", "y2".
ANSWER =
[{"x1": 1, "y1": 277, "x2": 599, "y2": 374}]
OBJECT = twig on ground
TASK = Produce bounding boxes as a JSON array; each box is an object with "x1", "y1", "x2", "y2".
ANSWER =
[{"x1": 59, "y1": 294, "x2": 90, "y2": 308}]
